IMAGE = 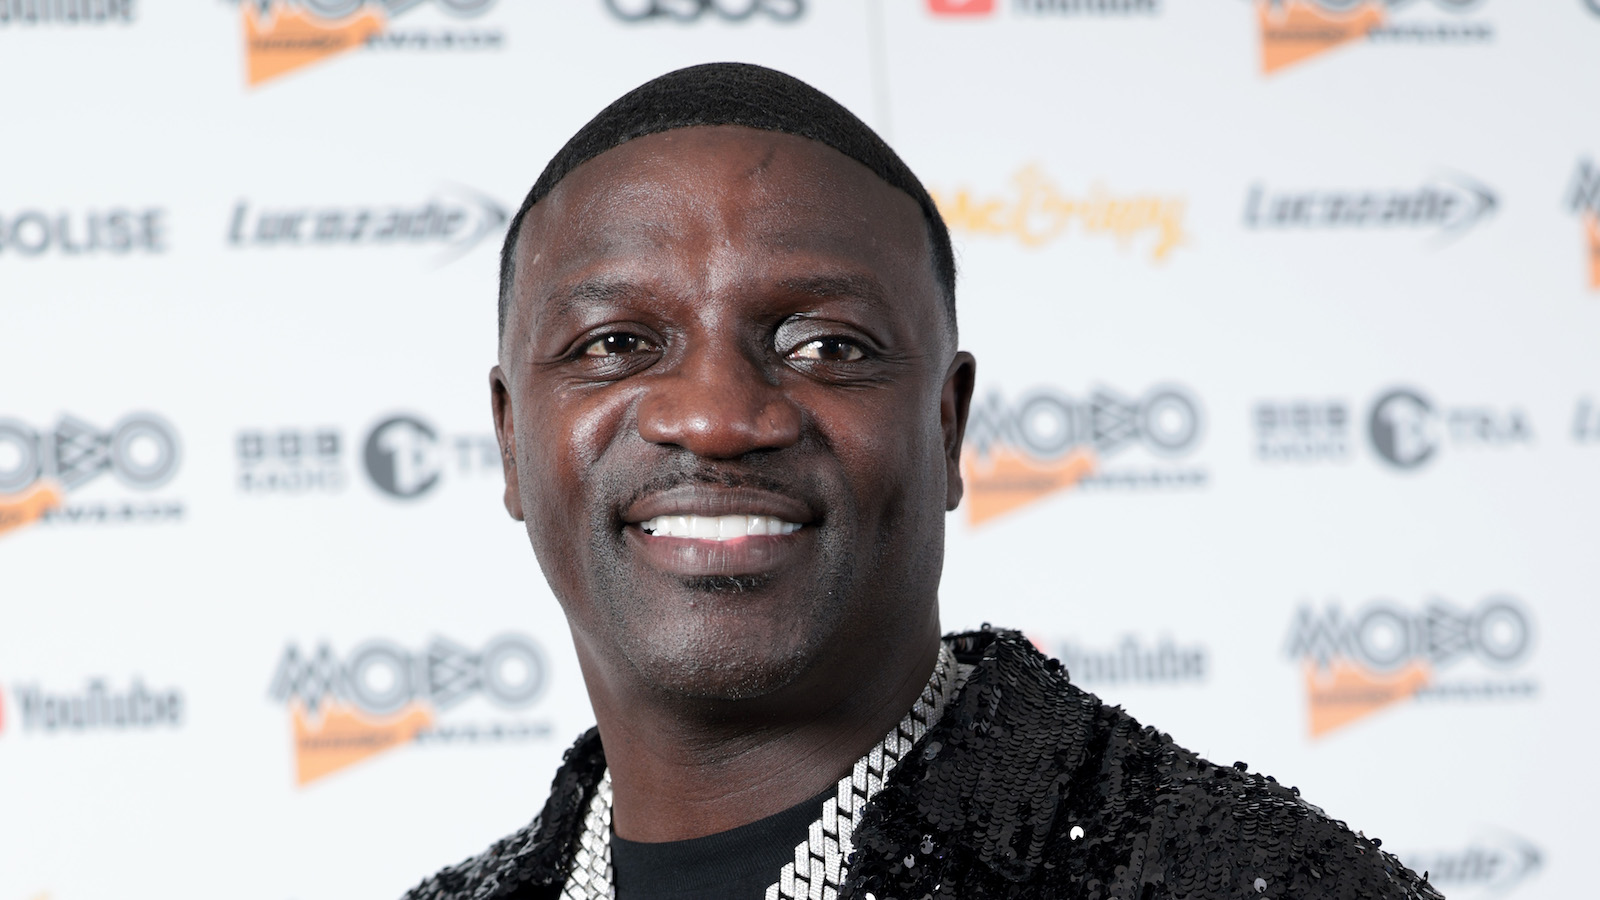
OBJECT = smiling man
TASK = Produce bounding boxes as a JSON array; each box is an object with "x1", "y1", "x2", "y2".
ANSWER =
[{"x1": 405, "y1": 64, "x2": 1440, "y2": 900}]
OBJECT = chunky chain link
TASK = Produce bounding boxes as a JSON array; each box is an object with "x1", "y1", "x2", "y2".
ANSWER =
[{"x1": 562, "y1": 642, "x2": 962, "y2": 900}]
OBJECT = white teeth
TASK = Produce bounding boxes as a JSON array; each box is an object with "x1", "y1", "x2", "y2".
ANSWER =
[{"x1": 639, "y1": 514, "x2": 802, "y2": 540}]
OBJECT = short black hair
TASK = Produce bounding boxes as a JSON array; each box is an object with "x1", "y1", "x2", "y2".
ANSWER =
[{"x1": 497, "y1": 62, "x2": 956, "y2": 340}]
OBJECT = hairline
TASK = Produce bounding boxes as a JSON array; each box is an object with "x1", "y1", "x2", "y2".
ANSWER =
[{"x1": 497, "y1": 127, "x2": 957, "y2": 355}]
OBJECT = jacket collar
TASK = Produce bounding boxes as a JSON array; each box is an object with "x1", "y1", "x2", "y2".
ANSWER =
[
  {"x1": 846, "y1": 628, "x2": 1100, "y2": 889},
  {"x1": 497, "y1": 628, "x2": 1095, "y2": 896}
]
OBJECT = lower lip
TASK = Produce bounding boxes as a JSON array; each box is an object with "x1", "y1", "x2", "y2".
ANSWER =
[{"x1": 623, "y1": 525, "x2": 811, "y2": 577}]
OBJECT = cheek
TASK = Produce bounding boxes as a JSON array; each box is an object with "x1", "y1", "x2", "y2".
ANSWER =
[
  {"x1": 520, "y1": 387, "x2": 635, "y2": 530},
  {"x1": 821, "y1": 385, "x2": 946, "y2": 519}
]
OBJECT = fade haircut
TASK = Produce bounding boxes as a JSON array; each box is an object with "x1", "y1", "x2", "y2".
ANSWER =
[{"x1": 496, "y1": 62, "x2": 956, "y2": 341}]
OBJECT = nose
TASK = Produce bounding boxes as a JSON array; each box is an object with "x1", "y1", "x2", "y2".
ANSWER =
[{"x1": 635, "y1": 340, "x2": 803, "y2": 459}]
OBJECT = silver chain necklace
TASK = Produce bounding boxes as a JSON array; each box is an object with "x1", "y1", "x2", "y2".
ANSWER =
[{"x1": 561, "y1": 641, "x2": 963, "y2": 900}]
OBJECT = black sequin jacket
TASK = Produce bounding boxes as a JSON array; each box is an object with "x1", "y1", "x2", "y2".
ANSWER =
[{"x1": 404, "y1": 628, "x2": 1443, "y2": 900}]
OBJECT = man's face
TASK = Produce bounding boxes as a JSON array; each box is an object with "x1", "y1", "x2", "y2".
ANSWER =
[{"x1": 493, "y1": 126, "x2": 974, "y2": 703}]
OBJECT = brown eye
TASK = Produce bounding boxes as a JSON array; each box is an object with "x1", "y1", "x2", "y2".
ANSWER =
[
  {"x1": 790, "y1": 338, "x2": 865, "y2": 362},
  {"x1": 583, "y1": 334, "x2": 658, "y2": 357}
]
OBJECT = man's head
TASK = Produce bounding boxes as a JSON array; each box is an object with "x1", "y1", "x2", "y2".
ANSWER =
[{"x1": 490, "y1": 64, "x2": 975, "y2": 713}]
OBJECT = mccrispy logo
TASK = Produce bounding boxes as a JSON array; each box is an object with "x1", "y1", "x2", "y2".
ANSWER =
[
  {"x1": 930, "y1": 165, "x2": 1187, "y2": 262},
  {"x1": 1253, "y1": 0, "x2": 1489, "y2": 76},
  {"x1": 231, "y1": 0, "x2": 496, "y2": 87},
  {"x1": 1566, "y1": 158, "x2": 1600, "y2": 291},
  {"x1": 1285, "y1": 596, "x2": 1535, "y2": 738},
  {"x1": 960, "y1": 385, "x2": 1203, "y2": 525},
  {"x1": 268, "y1": 634, "x2": 545, "y2": 785}
]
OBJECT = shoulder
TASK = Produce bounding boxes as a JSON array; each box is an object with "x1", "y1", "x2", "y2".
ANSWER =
[
  {"x1": 401, "y1": 820, "x2": 546, "y2": 900},
  {"x1": 1064, "y1": 682, "x2": 1443, "y2": 900},
  {"x1": 399, "y1": 728, "x2": 605, "y2": 900}
]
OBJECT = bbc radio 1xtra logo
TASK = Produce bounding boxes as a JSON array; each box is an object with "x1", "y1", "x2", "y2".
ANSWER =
[
  {"x1": 1285, "y1": 595, "x2": 1537, "y2": 738},
  {"x1": 268, "y1": 633, "x2": 551, "y2": 785},
  {"x1": 1252, "y1": 0, "x2": 1493, "y2": 76},
  {"x1": 960, "y1": 384, "x2": 1205, "y2": 526},
  {"x1": 362, "y1": 414, "x2": 499, "y2": 500},
  {"x1": 1367, "y1": 387, "x2": 1530, "y2": 471},
  {"x1": 0, "y1": 413, "x2": 183, "y2": 539},
  {"x1": 224, "y1": 0, "x2": 503, "y2": 87}
]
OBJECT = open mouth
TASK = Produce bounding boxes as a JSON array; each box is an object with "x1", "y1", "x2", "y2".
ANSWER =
[{"x1": 639, "y1": 514, "x2": 803, "y2": 540}]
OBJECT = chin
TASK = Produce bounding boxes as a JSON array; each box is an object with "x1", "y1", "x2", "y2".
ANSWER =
[{"x1": 613, "y1": 589, "x2": 834, "y2": 703}]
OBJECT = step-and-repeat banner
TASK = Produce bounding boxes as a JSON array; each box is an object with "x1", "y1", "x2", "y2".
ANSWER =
[{"x1": 2, "y1": 2, "x2": 1596, "y2": 898}]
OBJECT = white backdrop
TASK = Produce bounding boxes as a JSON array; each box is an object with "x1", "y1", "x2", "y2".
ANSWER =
[{"x1": 2, "y1": 2, "x2": 1597, "y2": 899}]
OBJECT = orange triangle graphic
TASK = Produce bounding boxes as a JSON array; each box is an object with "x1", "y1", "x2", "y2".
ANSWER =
[
  {"x1": 244, "y1": 3, "x2": 386, "y2": 87},
  {"x1": 1304, "y1": 659, "x2": 1429, "y2": 738},
  {"x1": 1258, "y1": 1, "x2": 1385, "y2": 75},
  {"x1": 1584, "y1": 212, "x2": 1599, "y2": 291},
  {"x1": 961, "y1": 447, "x2": 1096, "y2": 527},
  {"x1": 0, "y1": 481, "x2": 63, "y2": 539},
  {"x1": 291, "y1": 700, "x2": 433, "y2": 786}
]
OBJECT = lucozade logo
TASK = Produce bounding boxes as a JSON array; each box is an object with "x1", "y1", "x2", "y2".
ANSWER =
[
  {"x1": 1566, "y1": 158, "x2": 1600, "y2": 291},
  {"x1": 960, "y1": 385, "x2": 1205, "y2": 526},
  {"x1": 0, "y1": 413, "x2": 182, "y2": 539},
  {"x1": 931, "y1": 166, "x2": 1188, "y2": 262},
  {"x1": 1285, "y1": 596, "x2": 1537, "y2": 738},
  {"x1": 268, "y1": 634, "x2": 550, "y2": 785},
  {"x1": 1243, "y1": 174, "x2": 1497, "y2": 242},
  {"x1": 1253, "y1": 0, "x2": 1493, "y2": 76},
  {"x1": 226, "y1": 186, "x2": 507, "y2": 262},
  {"x1": 228, "y1": 0, "x2": 501, "y2": 87}
]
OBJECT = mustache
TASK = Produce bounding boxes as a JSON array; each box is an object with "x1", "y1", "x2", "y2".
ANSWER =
[{"x1": 615, "y1": 463, "x2": 805, "y2": 515}]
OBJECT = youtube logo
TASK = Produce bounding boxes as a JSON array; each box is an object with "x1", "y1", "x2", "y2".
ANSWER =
[{"x1": 928, "y1": 0, "x2": 995, "y2": 14}]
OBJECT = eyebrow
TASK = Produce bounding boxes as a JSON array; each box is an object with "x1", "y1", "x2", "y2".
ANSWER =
[
  {"x1": 542, "y1": 272, "x2": 891, "y2": 321},
  {"x1": 775, "y1": 273, "x2": 890, "y2": 310},
  {"x1": 541, "y1": 277, "x2": 642, "y2": 321}
]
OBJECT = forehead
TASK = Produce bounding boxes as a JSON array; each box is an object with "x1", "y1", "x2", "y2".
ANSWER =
[{"x1": 510, "y1": 126, "x2": 939, "y2": 324}]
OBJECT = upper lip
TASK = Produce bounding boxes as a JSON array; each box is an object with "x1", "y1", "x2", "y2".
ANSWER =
[{"x1": 622, "y1": 484, "x2": 817, "y2": 527}]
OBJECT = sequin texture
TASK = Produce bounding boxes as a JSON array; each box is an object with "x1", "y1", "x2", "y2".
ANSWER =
[{"x1": 403, "y1": 628, "x2": 1442, "y2": 900}]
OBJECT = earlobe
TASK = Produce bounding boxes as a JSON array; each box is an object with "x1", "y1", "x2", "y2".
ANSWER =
[
  {"x1": 941, "y1": 352, "x2": 977, "y2": 512},
  {"x1": 490, "y1": 365, "x2": 525, "y2": 521}
]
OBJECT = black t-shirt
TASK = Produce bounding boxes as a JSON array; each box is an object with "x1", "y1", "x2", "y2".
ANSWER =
[{"x1": 610, "y1": 789, "x2": 831, "y2": 900}]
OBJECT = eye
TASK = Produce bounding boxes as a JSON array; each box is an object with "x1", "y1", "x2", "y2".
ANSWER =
[
  {"x1": 789, "y1": 338, "x2": 865, "y2": 363},
  {"x1": 582, "y1": 333, "x2": 659, "y2": 357}
]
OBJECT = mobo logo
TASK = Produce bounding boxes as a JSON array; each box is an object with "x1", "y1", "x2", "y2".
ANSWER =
[
  {"x1": 269, "y1": 633, "x2": 547, "y2": 784},
  {"x1": 960, "y1": 384, "x2": 1205, "y2": 525},
  {"x1": 1286, "y1": 595, "x2": 1536, "y2": 737},
  {"x1": 270, "y1": 634, "x2": 544, "y2": 716},
  {"x1": 0, "y1": 413, "x2": 179, "y2": 495}
]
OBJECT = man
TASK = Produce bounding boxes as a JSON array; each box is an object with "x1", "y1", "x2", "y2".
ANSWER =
[{"x1": 406, "y1": 64, "x2": 1440, "y2": 900}]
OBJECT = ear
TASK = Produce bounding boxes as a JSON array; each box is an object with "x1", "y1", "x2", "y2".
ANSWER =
[
  {"x1": 941, "y1": 351, "x2": 977, "y2": 511},
  {"x1": 490, "y1": 365, "x2": 525, "y2": 521}
]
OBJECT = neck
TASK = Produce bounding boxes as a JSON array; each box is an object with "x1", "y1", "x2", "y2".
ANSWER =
[{"x1": 577, "y1": 616, "x2": 942, "y2": 843}]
